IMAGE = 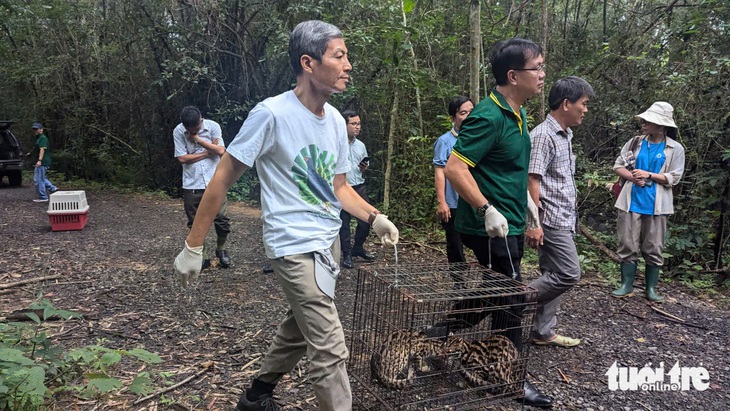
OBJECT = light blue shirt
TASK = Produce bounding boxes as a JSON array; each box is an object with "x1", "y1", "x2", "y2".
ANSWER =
[
  {"x1": 630, "y1": 139, "x2": 667, "y2": 215},
  {"x1": 346, "y1": 138, "x2": 368, "y2": 186},
  {"x1": 433, "y1": 129, "x2": 459, "y2": 209}
]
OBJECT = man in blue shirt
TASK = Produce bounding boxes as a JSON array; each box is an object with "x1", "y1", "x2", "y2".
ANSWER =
[{"x1": 433, "y1": 96, "x2": 473, "y2": 275}]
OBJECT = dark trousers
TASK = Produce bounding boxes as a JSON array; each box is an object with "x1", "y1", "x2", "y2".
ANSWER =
[
  {"x1": 442, "y1": 208, "x2": 466, "y2": 264},
  {"x1": 339, "y1": 183, "x2": 371, "y2": 254},
  {"x1": 183, "y1": 189, "x2": 231, "y2": 239},
  {"x1": 448, "y1": 234, "x2": 525, "y2": 350}
]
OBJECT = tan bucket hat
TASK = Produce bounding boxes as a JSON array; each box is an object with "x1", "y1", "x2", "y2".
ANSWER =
[{"x1": 636, "y1": 101, "x2": 677, "y2": 129}]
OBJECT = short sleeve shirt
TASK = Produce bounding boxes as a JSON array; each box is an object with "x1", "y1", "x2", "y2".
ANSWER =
[
  {"x1": 226, "y1": 90, "x2": 350, "y2": 258},
  {"x1": 451, "y1": 89, "x2": 531, "y2": 236},
  {"x1": 433, "y1": 129, "x2": 459, "y2": 209},
  {"x1": 346, "y1": 138, "x2": 368, "y2": 186},
  {"x1": 173, "y1": 119, "x2": 224, "y2": 189},
  {"x1": 34, "y1": 134, "x2": 52, "y2": 166},
  {"x1": 528, "y1": 114, "x2": 577, "y2": 230}
]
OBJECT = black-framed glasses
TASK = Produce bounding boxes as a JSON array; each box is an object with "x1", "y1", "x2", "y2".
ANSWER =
[
  {"x1": 348, "y1": 122, "x2": 361, "y2": 126},
  {"x1": 512, "y1": 63, "x2": 546, "y2": 73}
]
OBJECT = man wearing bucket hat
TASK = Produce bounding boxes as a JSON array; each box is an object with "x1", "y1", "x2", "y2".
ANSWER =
[{"x1": 611, "y1": 102, "x2": 685, "y2": 302}]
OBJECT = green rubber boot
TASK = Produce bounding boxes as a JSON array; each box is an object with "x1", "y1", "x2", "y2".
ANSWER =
[
  {"x1": 645, "y1": 265, "x2": 665, "y2": 302},
  {"x1": 611, "y1": 262, "x2": 637, "y2": 297}
]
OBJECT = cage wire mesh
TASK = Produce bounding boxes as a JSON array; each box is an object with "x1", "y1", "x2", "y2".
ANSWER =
[{"x1": 349, "y1": 262, "x2": 537, "y2": 410}]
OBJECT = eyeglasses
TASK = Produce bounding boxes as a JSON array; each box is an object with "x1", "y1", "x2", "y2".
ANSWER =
[
  {"x1": 513, "y1": 63, "x2": 546, "y2": 73},
  {"x1": 348, "y1": 122, "x2": 361, "y2": 126}
]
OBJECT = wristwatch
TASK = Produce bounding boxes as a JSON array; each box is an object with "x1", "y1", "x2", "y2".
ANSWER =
[{"x1": 476, "y1": 203, "x2": 492, "y2": 218}]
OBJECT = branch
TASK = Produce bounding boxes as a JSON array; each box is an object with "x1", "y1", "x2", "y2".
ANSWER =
[
  {"x1": 88, "y1": 124, "x2": 142, "y2": 156},
  {"x1": 578, "y1": 223, "x2": 620, "y2": 263},
  {"x1": 133, "y1": 362, "x2": 214, "y2": 406},
  {"x1": 0, "y1": 274, "x2": 63, "y2": 290},
  {"x1": 642, "y1": 0, "x2": 681, "y2": 34}
]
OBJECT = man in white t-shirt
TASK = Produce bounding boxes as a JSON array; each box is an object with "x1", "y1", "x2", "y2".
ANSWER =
[{"x1": 173, "y1": 20, "x2": 399, "y2": 411}]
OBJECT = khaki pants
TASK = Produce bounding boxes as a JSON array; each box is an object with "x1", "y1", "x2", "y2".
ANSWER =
[
  {"x1": 617, "y1": 210, "x2": 667, "y2": 266},
  {"x1": 257, "y1": 246, "x2": 351, "y2": 411}
]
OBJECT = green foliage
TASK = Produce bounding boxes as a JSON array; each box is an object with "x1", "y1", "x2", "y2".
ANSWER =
[{"x1": 0, "y1": 297, "x2": 162, "y2": 409}]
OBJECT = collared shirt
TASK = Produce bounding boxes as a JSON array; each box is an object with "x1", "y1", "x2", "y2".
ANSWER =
[
  {"x1": 528, "y1": 113, "x2": 577, "y2": 231},
  {"x1": 173, "y1": 119, "x2": 224, "y2": 190},
  {"x1": 433, "y1": 128, "x2": 459, "y2": 209},
  {"x1": 345, "y1": 138, "x2": 368, "y2": 186},
  {"x1": 613, "y1": 135, "x2": 685, "y2": 215},
  {"x1": 452, "y1": 89, "x2": 531, "y2": 236}
]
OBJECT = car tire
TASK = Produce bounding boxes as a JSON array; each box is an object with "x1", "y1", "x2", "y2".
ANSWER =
[{"x1": 8, "y1": 171, "x2": 21, "y2": 186}]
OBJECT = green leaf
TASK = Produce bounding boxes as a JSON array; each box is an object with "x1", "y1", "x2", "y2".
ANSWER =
[
  {"x1": 100, "y1": 351, "x2": 123, "y2": 366},
  {"x1": 127, "y1": 348, "x2": 163, "y2": 363},
  {"x1": 402, "y1": 0, "x2": 415, "y2": 13},
  {"x1": 129, "y1": 373, "x2": 154, "y2": 395},
  {"x1": 24, "y1": 312, "x2": 41, "y2": 324},
  {"x1": 87, "y1": 377, "x2": 122, "y2": 393},
  {"x1": 0, "y1": 348, "x2": 35, "y2": 365}
]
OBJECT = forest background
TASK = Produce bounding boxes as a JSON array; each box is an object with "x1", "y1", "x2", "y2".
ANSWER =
[{"x1": 1, "y1": 0, "x2": 728, "y2": 285}]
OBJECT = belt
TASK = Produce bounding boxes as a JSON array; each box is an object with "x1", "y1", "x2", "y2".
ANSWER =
[{"x1": 182, "y1": 188, "x2": 206, "y2": 194}]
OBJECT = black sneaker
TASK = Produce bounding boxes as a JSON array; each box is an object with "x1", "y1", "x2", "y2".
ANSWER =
[
  {"x1": 236, "y1": 392, "x2": 280, "y2": 411},
  {"x1": 262, "y1": 263, "x2": 274, "y2": 274}
]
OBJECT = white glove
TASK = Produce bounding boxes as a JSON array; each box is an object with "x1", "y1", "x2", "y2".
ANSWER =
[
  {"x1": 526, "y1": 191, "x2": 540, "y2": 230},
  {"x1": 371, "y1": 214, "x2": 399, "y2": 245},
  {"x1": 173, "y1": 241, "x2": 204, "y2": 288},
  {"x1": 484, "y1": 206, "x2": 509, "y2": 238}
]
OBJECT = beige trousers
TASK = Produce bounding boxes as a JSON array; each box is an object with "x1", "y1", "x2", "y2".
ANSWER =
[
  {"x1": 257, "y1": 241, "x2": 351, "y2": 411},
  {"x1": 616, "y1": 210, "x2": 667, "y2": 266}
]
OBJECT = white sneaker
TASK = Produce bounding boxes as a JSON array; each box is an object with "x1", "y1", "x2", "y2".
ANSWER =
[{"x1": 33, "y1": 198, "x2": 49, "y2": 202}]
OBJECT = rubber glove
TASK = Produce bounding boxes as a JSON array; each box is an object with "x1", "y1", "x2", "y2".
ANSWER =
[
  {"x1": 484, "y1": 206, "x2": 509, "y2": 238},
  {"x1": 371, "y1": 214, "x2": 399, "y2": 245},
  {"x1": 526, "y1": 191, "x2": 541, "y2": 230},
  {"x1": 174, "y1": 241, "x2": 204, "y2": 288}
]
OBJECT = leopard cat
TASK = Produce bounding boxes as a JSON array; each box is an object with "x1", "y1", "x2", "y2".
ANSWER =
[
  {"x1": 446, "y1": 334, "x2": 520, "y2": 395},
  {"x1": 370, "y1": 329, "x2": 443, "y2": 389}
]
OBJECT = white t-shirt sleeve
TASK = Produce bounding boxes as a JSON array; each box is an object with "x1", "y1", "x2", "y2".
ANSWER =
[
  {"x1": 226, "y1": 104, "x2": 275, "y2": 168},
  {"x1": 334, "y1": 117, "x2": 350, "y2": 176}
]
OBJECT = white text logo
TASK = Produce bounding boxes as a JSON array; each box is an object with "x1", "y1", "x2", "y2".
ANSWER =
[{"x1": 606, "y1": 361, "x2": 709, "y2": 391}]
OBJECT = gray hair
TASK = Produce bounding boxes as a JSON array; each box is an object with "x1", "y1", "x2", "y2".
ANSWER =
[
  {"x1": 289, "y1": 20, "x2": 343, "y2": 76},
  {"x1": 548, "y1": 76, "x2": 595, "y2": 110}
]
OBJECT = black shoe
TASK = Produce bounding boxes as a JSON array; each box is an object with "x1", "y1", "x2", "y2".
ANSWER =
[
  {"x1": 262, "y1": 263, "x2": 274, "y2": 274},
  {"x1": 342, "y1": 252, "x2": 353, "y2": 269},
  {"x1": 236, "y1": 392, "x2": 280, "y2": 411},
  {"x1": 521, "y1": 380, "x2": 553, "y2": 408},
  {"x1": 215, "y1": 249, "x2": 232, "y2": 268},
  {"x1": 202, "y1": 259, "x2": 211, "y2": 271},
  {"x1": 352, "y1": 248, "x2": 375, "y2": 262}
]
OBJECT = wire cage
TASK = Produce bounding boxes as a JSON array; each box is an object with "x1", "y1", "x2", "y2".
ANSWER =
[{"x1": 349, "y1": 262, "x2": 537, "y2": 410}]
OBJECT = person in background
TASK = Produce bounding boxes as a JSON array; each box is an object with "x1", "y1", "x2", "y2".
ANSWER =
[
  {"x1": 525, "y1": 76, "x2": 595, "y2": 348},
  {"x1": 611, "y1": 102, "x2": 685, "y2": 302},
  {"x1": 443, "y1": 37, "x2": 552, "y2": 408},
  {"x1": 339, "y1": 109, "x2": 376, "y2": 269},
  {"x1": 29, "y1": 123, "x2": 57, "y2": 202},
  {"x1": 173, "y1": 20, "x2": 399, "y2": 411},
  {"x1": 433, "y1": 96, "x2": 473, "y2": 283},
  {"x1": 173, "y1": 106, "x2": 232, "y2": 268}
]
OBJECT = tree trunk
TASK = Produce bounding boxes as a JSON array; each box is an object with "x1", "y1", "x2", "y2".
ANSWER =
[
  {"x1": 469, "y1": 0, "x2": 481, "y2": 101},
  {"x1": 540, "y1": 0, "x2": 548, "y2": 120},
  {"x1": 383, "y1": 88, "x2": 399, "y2": 211},
  {"x1": 402, "y1": 0, "x2": 423, "y2": 136}
]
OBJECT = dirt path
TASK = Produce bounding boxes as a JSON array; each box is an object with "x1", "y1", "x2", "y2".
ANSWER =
[{"x1": 1, "y1": 182, "x2": 728, "y2": 410}]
